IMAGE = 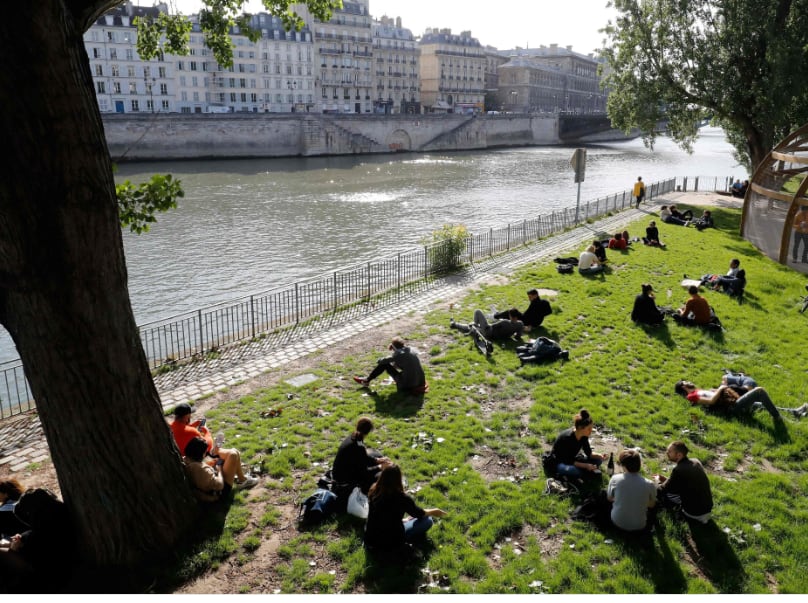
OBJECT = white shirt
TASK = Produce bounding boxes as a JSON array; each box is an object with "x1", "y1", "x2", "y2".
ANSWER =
[{"x1": 578, "y1": 251, "x2": 598, "y2": 270}]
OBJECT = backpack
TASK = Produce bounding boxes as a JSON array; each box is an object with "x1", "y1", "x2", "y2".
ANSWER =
[
  {"x1": 298, "y1": 488, "x2": 337, "y2": 526},
  {"x1": 557, "y1": 263, "x2": 574, "y2": 274},
  {"x1": 541, "y1": 451, "x2": 558, "y2": 477}
]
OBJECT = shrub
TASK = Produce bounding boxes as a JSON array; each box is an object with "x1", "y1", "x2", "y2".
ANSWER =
[{"x1": 426, "y1": 224, "x2": 469, "y2": 274}]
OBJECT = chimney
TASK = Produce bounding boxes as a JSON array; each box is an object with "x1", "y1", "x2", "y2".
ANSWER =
[
  {"x1": 566, "y1": 45, "x2": 573, "y2": 51},
  {"x1": 396, "y1": 16, "x2": 401, "y2": 28}
]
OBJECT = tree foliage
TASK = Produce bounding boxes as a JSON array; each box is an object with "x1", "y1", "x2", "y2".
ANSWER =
[
  {"x1": 116, "y1": 173, "x2": 183, "y2": 234},
  {"x1": 600, "y1": 0, "x2": 808, "y2": 172}
]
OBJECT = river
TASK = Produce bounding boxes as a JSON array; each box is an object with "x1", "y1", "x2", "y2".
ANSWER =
[{"x1": 0, "y1": 127, "x2": 742, "y2": 364}]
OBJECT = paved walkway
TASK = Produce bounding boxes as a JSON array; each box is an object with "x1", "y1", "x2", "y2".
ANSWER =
[{"x1": 0, "y1": 191, "x2": 736, "y2": 473}]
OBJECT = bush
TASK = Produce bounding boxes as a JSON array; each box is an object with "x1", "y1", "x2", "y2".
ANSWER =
[{"x1": 426, "y1": 224, "x2": 469, "y2": 274}]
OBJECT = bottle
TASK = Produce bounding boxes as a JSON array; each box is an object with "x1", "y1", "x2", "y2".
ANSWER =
[
  {"x1": 607, "y1": 452, "x2": 615, "y2": 476},
  {"x1": 214, "y1": 432, "x2": 225, "y2": 449}
]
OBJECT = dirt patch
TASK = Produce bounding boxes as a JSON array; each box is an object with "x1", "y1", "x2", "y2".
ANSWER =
[
  {"x1": 487, "y1": 523, "x2": 566, "y2": 571},
  {"x1": 469, "y1": 447, "x2": 531, "y2": 484}
]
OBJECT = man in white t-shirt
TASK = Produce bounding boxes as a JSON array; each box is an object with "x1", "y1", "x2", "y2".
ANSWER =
[
  {"x1": 578, "y1": 245, "x2": 603, "y2": 275},
  {"x1": 607, "y1": 449, "x2": 656, "y2": 532}
]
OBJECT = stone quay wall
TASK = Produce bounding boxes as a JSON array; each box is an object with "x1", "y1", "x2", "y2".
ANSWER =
[{"x1": 102, "y1": 113, "x2": 585, "y2": 162}]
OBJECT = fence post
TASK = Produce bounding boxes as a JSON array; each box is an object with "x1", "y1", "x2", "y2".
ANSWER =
[
  {"x1": 489, "y1": 228, "x2": 493, "y2": 257},
  {"x1": 295, "y1": 283, "x2": 300, "y2": 324},
  {"x1": 424, "y1": 246, "x2": 428, "y2": 280},
  {"x1": 507, "y1": 223, "x2": 511, "y2": 251},
  {"x1": 397, "y1": 254, "x2": 401, "y2": 301},
  {"x1": 333, "y1": 271, "x2": 338, "y2": 311},
  {"x1": 367, "y1": 261, "x2": 372, "y2": 301},
  {"x1": 250, "y1": 295, "x2": 255, "y2": 339},
  {"x1": 695, "y1": 177, "x2": 699, "y2": 192},
  {"x1": 197, "y1": 309, "x2": 204, "y2": 354},
  {"x1": 522, "y1": 219, "x2": 526, "y2": 245}
]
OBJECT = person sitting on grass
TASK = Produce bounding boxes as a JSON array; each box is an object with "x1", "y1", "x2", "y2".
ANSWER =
[
  {"x1": 353, "y1": 337, "x2": 427, "y2": 393},
  {"x1": 492, "y1": 288, "x2": 552, "y2": 331},
  {"x1": 363, "y1": 464, "x2": 447, "y2": 559},
  {"x1": 593, "y1": 239, "x2": 608, "y2": 264},
  {"x1": 693, "y1": 210, "x2": 714, "y2": 231},
  {"x1": 0, "y1": 479, "x2": 28, "y2": 540},
  {"x1": 642, "y1": 221, "x2": 665, "y2": 247},
  {"x1": 608, "y1": 232, "x2": 627, "y2": 250},
  {"x1": 660, "y1": 205, "x2": 688, "y2": 226},
  {"x1": 607, "y1": 449, "x2": 657, "y2": 533},
  {"x1": 547, "y1": 409, "x2": 603, "y2": 480},
  {"x1": 170, "y1": 403, "x2": 257, "y2": 491},
  {"x1": 332, "y1": 417, "x2": 391, "y2": 498},
  {"x1": 451, "y1": 309, "x2": 524, "y2": 341},
  {"x1": 654, "y1": 441, "x2": 713, "y2": 525},
  {"x1": 670, "y1": 205, "x2": 694, "y2": 224},
  {"x1": 578, "y1": 245, "x2": 604, "y2": 275},
  {"x1": 183, "y1": 436, "x2": 256, "y2": 503},
  {"x1": 674, "y1": 380, "x2": 795, "y2": 423},
  {"x1": 622, "y1": 230, "x2": 632, "y2": 245},
  {"x1": 631, "y1": 283, "x2": 665, "y2": 326},
  {"x1": 672, "y1": 286, "x2": 712, "y2": 326}
]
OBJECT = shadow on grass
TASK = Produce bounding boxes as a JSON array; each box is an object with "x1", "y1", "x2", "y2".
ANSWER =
[
  {"x1": 707, "y1": 409, "x2": 792, "y2": 445},
  {"x1": 683, "y1": 519, "x2": 746, "y2": 592},
  {"x1": 362, "y1": 538, "x2": 437, "y2": 593},
  {"x1": 637, "y1": 321, "x2": 676, "y2": 349},
  {"x1": 370, "y1": 390, "x2": 425, "y2": 418}
]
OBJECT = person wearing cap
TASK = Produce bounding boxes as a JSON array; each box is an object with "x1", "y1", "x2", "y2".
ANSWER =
[
  {"x1": 631, "y1": 283, "x2": 665, "y2": 326},
  {"x1": 353, "y1": 337, "x2": 427, "y2": 393},
  {"x1": 170, "y1": 404, "x2": 257, "y2": 490}
]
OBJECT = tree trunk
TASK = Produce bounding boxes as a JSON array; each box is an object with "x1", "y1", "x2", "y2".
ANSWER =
[{"x1": 0, "y1": 3, "x2": 197, "y2": 572}]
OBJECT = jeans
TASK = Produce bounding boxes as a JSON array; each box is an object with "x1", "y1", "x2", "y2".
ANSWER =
[
  {"x1": 725, "y1": 374, "x2": 757, "y2": 389},
  {"x1": 473, "y1": 309, "x2": 491, "y2": 336},
  {"x1": 578, "y1": 265, "x2": 603, "y2": 275},
  {"x1": 403, "y1": 516, "x2": 433, "y2": 542},
  {"x1": 793, "y1": 231, "x2": 808, "y2": 262},
  {"x1": 730, "y1": 388, "x2": 781, "y2": 419},
  {"x1": 663, "y1": 216, "x2": 688, "y2": 226},
  {"x1": 556, "y1": 456, "x2": 602, "y2": 478}
]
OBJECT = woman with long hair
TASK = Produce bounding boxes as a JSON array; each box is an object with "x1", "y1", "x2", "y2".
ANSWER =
[
  {"x1": 364, "y1": 464, "x2": 447, "y2": 554},
  {"x1": 547, "y1": 409, "x2": 603, "y2": 479}
]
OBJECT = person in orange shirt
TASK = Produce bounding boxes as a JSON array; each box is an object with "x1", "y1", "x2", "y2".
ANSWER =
[
  {"x1": 672, "y1": 286, "x2": 711, "y2": 326},
  {"x1": 170, "y1": 403, "x2": 257, "y2": 490}
]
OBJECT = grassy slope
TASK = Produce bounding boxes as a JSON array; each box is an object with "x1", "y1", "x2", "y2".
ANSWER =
[{"x1": 186, "y1": 205, "x2": 808, "y2": 594}]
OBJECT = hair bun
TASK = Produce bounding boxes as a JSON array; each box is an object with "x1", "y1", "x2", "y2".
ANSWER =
[{"x1": 579, "y1": 409, "x2": 590, "y2": 420}]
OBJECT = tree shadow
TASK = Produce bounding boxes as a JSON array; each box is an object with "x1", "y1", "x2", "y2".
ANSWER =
[
  {"x1": 682, "y1": 519, "x2": 746, "y2": 592},
  {"x1": 636, "y1": 320, "x2": 676, "y2": 349},
  {"x1": 707, "y1": 409, "x2": 792, "y2": 444}
]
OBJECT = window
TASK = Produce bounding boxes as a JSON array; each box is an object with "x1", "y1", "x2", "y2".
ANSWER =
[
  {"x1": 131, "y1": 100, "x2": 140, "y2": 111},
  {"x1": 127, "y1": 66, "x2": 135, "y2": 78},
  {"x1": 129, "y1": 82, "x2": 137, "y2": 94},
  {"x1": 113, "y1": 82, "x2": 121, "y2": 94},
  {"x1": 162, "y1": 100, "x2": 170, "y2": 111},
  {"x1": 95, "y1": 64, "x2": 103, "y2": 76},
  {"x1": 109, "y1": 49, "x2": 117, "y2": 60},
  {"x1": 160, "y1": 84, "x2": 168, "y2": 95},
  {"x1": 190, "y1": 61, "x2": 198, "y2": 71},
  {"x1": 126, "y1": 49, "x2": 134, "y2": 60},
  {"x1": 159, "y1": 66, "x2": 167, "y2": 78},
  {"x1": 96, "y1": 81, "x2": 106, "y2": 94},
  {"x1": 93, "y1": 47, "x2": 102, "y2": 59}
]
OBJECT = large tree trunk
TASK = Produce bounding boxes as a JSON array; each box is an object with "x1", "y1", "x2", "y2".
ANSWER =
[{"x1": 0, "y1": 2, "x2": 196, "y2": 573}]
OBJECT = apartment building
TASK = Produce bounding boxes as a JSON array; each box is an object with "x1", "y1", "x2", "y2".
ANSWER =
[
  {"x1": 498, "y1": 45, "x2": 607, "y2": 114},
  {"x1": 419, "y1": 28, "x2": 486, "y2": 114},
  {"x1": 371, "y1": 16, "x2": 420, "y2": 114},
  {"x1": 85, "y1": 2, "x2": 175, "y2": 114}
]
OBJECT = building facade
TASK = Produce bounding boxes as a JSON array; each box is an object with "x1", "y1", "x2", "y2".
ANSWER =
[
  {"x1": 371, "y1": 16, "x2": 420, "y2": 114},
  {"x1": 419, "y1": 29, "x2": 486, "y2": 114},
  {"x1": 497, "y1": 45, "x2": 607, "y2": 114}
]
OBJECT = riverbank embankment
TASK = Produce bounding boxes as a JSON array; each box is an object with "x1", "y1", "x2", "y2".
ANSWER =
[{"x1": 0, "y1": 190, "x2": 741, "y2": 478}]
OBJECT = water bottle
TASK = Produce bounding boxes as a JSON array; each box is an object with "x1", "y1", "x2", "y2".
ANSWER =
[
  {"x1": 215, "y1": 432, "x2": 225, "y2": 449},
  {"x1": 687, "y1": 310, "x2": 695, "y2": 321},
  {"x1": 607, "y1": 452, "x2": 615, "y2": 476}
]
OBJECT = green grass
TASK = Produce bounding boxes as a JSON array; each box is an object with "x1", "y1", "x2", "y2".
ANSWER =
[{"x1": 181, "y1": 204, "x2": 808, "y2": 593}]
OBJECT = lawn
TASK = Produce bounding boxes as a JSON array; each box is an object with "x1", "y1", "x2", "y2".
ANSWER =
[{"x1": 175, "y1": 204, "x2": 808, "y2": 594}]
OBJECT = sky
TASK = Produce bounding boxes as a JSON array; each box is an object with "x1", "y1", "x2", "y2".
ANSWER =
[{"x1": 166, "y1": 0, "x2": 618, "y2": 55}]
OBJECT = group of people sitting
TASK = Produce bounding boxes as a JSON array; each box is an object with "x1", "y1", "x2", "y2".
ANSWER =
[
  {"x1": 659, "y1": 205, "x2": 715, "y2": 231},
  {"x1": 630, "y1": 258, "x2": 747, "y2": 329},
  {"x1": 544, "y1": 410, "x2": 714, "y2": 533},
  {"x1": 331, "y1": 418, "x2": 447, "y2": 558},
  {"x1": 170, "y1": 402, "x2": 258, "y2": 503}
]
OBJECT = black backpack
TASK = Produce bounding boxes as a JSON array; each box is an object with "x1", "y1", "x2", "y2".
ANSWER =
[
  {"x1": 541, "y1": 451, "x2": 558, "y2": 477},
  {"x1": 298, "y1": 488, "x2": 337, "y2": 526}
]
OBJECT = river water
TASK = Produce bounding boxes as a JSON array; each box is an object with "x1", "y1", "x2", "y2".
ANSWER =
[{"x1": 0, "y1": 127, "x2": 742, "y2": 364}]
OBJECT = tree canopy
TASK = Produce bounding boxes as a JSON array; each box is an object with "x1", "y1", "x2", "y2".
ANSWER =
[{"x1": 600, "y1": 0, "x2": 808, "y2": 172}]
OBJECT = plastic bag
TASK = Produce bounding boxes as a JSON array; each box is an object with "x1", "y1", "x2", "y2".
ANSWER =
[{"x1": 346, "y1": 486, "x2": 369, "y2": 519}]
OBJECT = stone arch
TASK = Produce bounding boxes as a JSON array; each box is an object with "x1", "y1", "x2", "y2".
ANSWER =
[
  {"x1": 742, "y1": 122, "x2": 808, "y2": 272},
  {"x1": 386, "y1": 129, "x2": 412, "y2": 152}
]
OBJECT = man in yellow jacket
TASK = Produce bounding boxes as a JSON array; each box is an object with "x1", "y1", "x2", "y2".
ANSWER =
[{"x1": 633, "y1": 176, "x2": 646, "y2": 208}]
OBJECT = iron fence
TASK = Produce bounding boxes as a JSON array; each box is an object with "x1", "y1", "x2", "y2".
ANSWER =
[{"x1": 1, "y1": 176, "x2": 689, "y2": 418}]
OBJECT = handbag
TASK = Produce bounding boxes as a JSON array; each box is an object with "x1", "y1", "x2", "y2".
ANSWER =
[{"x1": 346, "y1": 486, "x2": 369, "y2": 519}]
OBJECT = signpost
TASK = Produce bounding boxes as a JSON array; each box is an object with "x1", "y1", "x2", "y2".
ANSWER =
[{"x1": 570, "y1": 148, "x2": 586, "y2": 223}]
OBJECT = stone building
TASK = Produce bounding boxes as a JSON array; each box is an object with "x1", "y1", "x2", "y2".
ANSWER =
[
  {"x1": 297, "y1": 0, "x2": 374, "y2": 114},
  {"x1": 497, "y1": 45, "x2": 607, "y2": 114},
  {"x1": 371, "y1": 16, "x2": 420, "y2": 114},
  {"x1": 483, "y1": 46, "x2": 508, "y2": 112},
  {"x1": 419, "y1": 28, "x2": 486, "y2": 114},
  {"x1": 84, "y1": 2, "x2": 175, "y2": 114}
]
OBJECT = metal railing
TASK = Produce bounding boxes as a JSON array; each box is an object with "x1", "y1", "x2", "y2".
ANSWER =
[{"x1": 1, "y1": 176, "x2": 689, "y2": 419}]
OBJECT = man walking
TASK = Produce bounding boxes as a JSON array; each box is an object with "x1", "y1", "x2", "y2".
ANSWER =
[{"x1": 633, "y1": 176, "x2": 646, "y2": 208}]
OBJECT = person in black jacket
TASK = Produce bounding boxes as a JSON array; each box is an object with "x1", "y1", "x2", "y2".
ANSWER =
[
  {"x1": 332, "y1": 418, "x2": 390, "y2": 496},
  {"x1": 353, "y1": 337, "x2": 427, "y2": 393},
  {"x1": 642, "y1": 220, "x2": 665, "y2": 247},
  {"x1": 631, "y1": 283, "x2": 665, "y2": 326},
  {"x1": 655, "y1": 441, "x2": 713, "y2": 524},
  {"x1": 364, "y1": 464, "x2": 447, "y2": 555},
  {"x1": 493, "y1": 288, "x2": 552, "y2": 331},
  {"x1": 548, "y1": 409, "x2": 603, "y2": 479}
]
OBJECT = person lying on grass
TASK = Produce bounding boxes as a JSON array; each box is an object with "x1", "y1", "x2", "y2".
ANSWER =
[
  {"x1": 672, "y1": 381, "x2": 808, "y2": 423},
  {"x1": 451, "y1": 309, "x2": 524, "y2": 341}
]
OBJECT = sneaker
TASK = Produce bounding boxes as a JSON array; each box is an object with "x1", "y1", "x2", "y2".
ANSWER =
[
  {"x1": 790, "y1": 403, "x2": 808, "y2": 417},
  {"x1": 559, "y1": 350, "x2": 570, "y2": 360},
  {"x1": 235, "y1": 475, "x2": 258, "y2": 490},
  {"x1": 485, "y1": 341, "x2": 494, "y2": 356},
  {"x1": 353, "y1": 376, "x2": 369, "y2": 386}
]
